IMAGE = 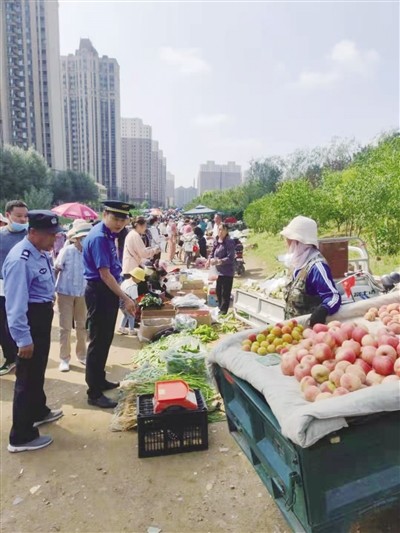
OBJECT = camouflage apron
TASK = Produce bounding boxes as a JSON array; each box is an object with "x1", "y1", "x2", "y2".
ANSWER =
[{"x1": 283, "y1": 253, "x2": 327, "y2": 320}]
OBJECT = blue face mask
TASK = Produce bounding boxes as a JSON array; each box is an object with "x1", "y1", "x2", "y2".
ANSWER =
[{"x1": 9, "y1": 221, "x2": 28, "y2": 232}]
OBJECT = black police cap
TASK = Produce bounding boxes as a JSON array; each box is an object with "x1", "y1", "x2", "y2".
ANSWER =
[
  {"x1": 28, "y1": 210, "x2": 63, "y2": 233},
  {"x1": 103, "y1": 200, "x2": 135, "y2": 219}
]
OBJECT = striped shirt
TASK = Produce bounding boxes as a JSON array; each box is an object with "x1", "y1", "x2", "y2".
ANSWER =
[{"x1": 55, "y1": 244, "x2": 86, "y2": 297}]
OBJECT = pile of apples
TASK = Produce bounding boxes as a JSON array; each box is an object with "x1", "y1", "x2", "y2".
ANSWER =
[
  {"x1": 364, "y1": 303, "x2": 400, "y2": 334},
  {"x1": 280, "y1": 321, "x2": 400, "y2": 402},
  {"x1": 241, "y1": 320, "x2": 304, "y2": 356}
]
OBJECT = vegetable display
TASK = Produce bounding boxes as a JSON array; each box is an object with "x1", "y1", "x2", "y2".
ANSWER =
[
  {"x1": 165, "y1": 344, "x2": 206, "y2": 376},
  {"x1": 193, "y1": 325, "x2": 219, "y2": 343},
  {"x1": 138, "y1": 294, "x2": 163, "y2": 309}
]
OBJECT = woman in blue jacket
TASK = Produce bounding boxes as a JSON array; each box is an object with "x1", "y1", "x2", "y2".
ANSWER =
[
  {"x1": 207, "y1": 224, "x2": 235, "y2": 315},
  {"x1": 280, "y1": 216, "x2": 341, "y2": 325}
]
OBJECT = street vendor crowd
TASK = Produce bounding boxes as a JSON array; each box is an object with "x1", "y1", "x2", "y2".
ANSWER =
[{"x1": 0, "y1": 199, "x2": 341, "y2": 453}]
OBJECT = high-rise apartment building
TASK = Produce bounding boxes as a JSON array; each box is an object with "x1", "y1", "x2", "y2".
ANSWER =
[
  {"x1": 166, "y1": 172, "x2": 175, "y2": 207},
  {"x1": 61, "y1": 39, "x2": 121, "y2": 197},
  {"x1": 174, "y1": 186, "x2": 198, "y2": 208},
  {"x1": 122, "y1": 118, "x2": 167, "y2": 206},
  {"x1": 0, "y1": 0, "x2": 65, "y2": 169},
  {"x1": 197, "y1": 161, "x2": 241, "y2": 195}
]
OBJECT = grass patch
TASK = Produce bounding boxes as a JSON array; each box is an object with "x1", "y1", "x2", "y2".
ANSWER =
[{"x1": 246, "y1": 231, "x2": 399, "y2": 277}]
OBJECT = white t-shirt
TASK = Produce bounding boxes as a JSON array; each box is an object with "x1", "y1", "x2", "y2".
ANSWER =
[
  {"x1": 212, "y1": 223, "x2": 221, "y2": 239},
  {"x1": 120, "y1": 279, "x2": 138, "y2": 300}
]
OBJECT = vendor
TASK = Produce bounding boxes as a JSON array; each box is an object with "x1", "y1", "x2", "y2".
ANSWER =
[
  {"x1": 280, "y1": 216, "x2": 341, "y2": 325},
  {"x1": 207, "y1": 224, "x2": 235, "y2": 315}
]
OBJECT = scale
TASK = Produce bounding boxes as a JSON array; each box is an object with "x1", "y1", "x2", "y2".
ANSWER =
[{"x1": 153, "y1": 380, "x2": 198, "y2": 414}]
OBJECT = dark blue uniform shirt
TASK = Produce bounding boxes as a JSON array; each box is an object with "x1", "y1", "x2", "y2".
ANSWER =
[{"x1": 83, "y1": 221, "x2": 122, "y2": 282}]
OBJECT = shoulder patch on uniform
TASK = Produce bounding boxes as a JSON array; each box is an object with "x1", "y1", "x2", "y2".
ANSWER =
[{"x1": 20, "y1": 250, "x2": 31, "y2": 261}]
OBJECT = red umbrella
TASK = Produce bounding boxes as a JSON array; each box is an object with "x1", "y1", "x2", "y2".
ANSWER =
[{"x1": 52, "y1": 202, "x2": 98, "y2": 220}]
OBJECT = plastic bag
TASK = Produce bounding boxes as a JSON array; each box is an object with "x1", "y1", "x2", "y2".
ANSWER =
[
  {"x1": 208, "y1": 266, "x2": 219, "y2": 281},
  {"x1": 171, "y1": 293, "x2": 205, "y2": 308},
  {"x1": 175, "y1": 313, "x2": 197, "y2": 331},
  {"x1": 163, "y1": 337, "x2": 207, "y2": 376}
]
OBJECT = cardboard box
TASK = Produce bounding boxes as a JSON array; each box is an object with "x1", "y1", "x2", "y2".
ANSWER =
[
  {"x1": 181, "y1": 280, "x2": 205, "y2": 290},
  {"x1": 138, "y1": 317, "x2": 174, "y2": 342},
  {"x1": 169, "y1": 289, "x2": 207, "y2": 300},
  {"x1": 178, "y1": 308, "x2": 212, "y2": 326},
  {"x1": 141, "y1": 302, "x2": 176, "y2": 319}
]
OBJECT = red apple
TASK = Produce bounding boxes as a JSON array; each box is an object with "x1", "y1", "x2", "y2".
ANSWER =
[
  {"x1": 340, "y1": 323, "x2": 355, "y2": 340},
  {"x1": 352, "y1": 326, "x2": 369, "y2": 344},
  {"x1": 296, "y1": 348, "x2": 310, "y2": 362},
  {"x1": 311, "y1": 364, "x2": 330, "y2": 383},
  {"x1": 382, "y1": 375, "x2": 400, "y2": 383},
  {"x1": 329, "y1": 369, "x2": 344, "y2": 388},
  {"x1": 328, "y1": 320, "x2": 342, "y2": 329},
  {"x1": 301, "y1": 355, "x2": 317, "y2": 366},
  {"x1": 300, "y1": 376, "x2": 318, "y2": 392},
  {"x1": 280, "y1": 354, "x2": 298, "y2": 376},
  {"x1": 303, "y1": 385, "x2": 321, "y2": 402},
  {"x1": 335, "y1": 347, "x2": 356, "y2": 364},
  {"x1": 360, "y1": 345, "x2": 377, "y2": 366},
  {"x1": 329, "y1": 327, "x2": 347, "y2": 346},
  {"x1": 313, "y1": 343, "x2": 333, "y2": 362},
  {"x1": 315, "y1": 392, "x2": 333, "y2": 401},
  {"x1": 397, "y1": 344, "x2": 400, "y2": 357},
  {"x1": 361, "y1": 334, "x2": 378, "y2": 348},
  {"x1": 354, "y1": 358, "x2": 372, "y2": 374},
  {"x1": 366, "y1": 370, "x2": 384, "y2": 386},
  {"x1": 313, "y1": 323, "x2": 329, "y2": 333},
  {"x1": 378, "y1": 335, "x2": 399, "y2": 349},
  {"x1": 394, "y1": 358, "x2": 400, "y2": 377},
  {"x1": 248, "y1": 334, "x2": 257, "y2": 343},
  {"x1": 372, "y1": 354, "x2": 395, "y2": 376},
  {"x1": 388, "y1": 323, "x2": 400, "y2": 336},
  {"x1": 345, "y1": 365, "x2": 366, "y2": 384},
  {"x1": 376, "y1": 344, "x2": 397, "y2": 360},
  {"x1": 340, "y1": 373, "x2": 362, "y2": 392},
  {"x1": 335, "y1": 360, "x2": 352, "y2": 372},
  {"x1": 322, "y1": 359, "x2": 336, "y2": 372},
  {"x1": 294, "y1": 363, "x2": 312, "y2": 382},
  {"x1": 300, "y1": 338, "x2": 315, "y2": 350},
  {"x1": 342, "y1": 339, "x2": 361, "y2": 356},
  {"x1": 333, "y1": 387, "x2": 349, "y2": 396},
  {"x1": 320, "y1": 381, "x2": 336, "y2": 393},
  {"x1": 302, "y1": 328, "x2": 316, "y2": 340}
]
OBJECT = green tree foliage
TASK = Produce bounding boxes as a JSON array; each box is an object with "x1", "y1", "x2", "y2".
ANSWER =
[
  {"x1": 244, "y1": 135, "x2": 400, "y2": 255},
  {"x1": 51, "y1": 170, "x2": 99, "y2": 204},
  {"x1": 24, "y1": 186, "x2": 53, "y2": 210}
]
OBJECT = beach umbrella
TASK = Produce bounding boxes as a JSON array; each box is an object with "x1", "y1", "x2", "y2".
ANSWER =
[{"x1": 52, "y1": 202, "x2": 98, "y2": 220}]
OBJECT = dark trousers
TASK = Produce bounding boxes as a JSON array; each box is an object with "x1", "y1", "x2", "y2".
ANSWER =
[
  {"x1": 85, "y1": 281, "x2": 119, "y2": 399},
  {"x1": 10, "y1": 303, "x2": 53, "y2": 445},
  {"x1": 0, "y1": 296, "x2": 18, "y2": 364},
  {"x1": 216, "y1": 275, "x2": 234, "y2": 315}
]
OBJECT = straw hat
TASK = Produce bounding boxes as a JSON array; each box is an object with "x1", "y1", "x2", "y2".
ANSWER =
[
  {"x1": 129, "y1": 267, "x2": 146, "y2": 282},
  {"x1": 67, "y1": 220, "x2": 92, "y2": 241},
  {"x1": 280, "y1": 216, "x2": 319, "y2": 247}
]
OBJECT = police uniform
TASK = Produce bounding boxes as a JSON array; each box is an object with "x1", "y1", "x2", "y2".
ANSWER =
[
  {"x1": 83, "y1": 200, "x2": 133, "y2": 404},
  {"x1": 2, "y1": 211, "x2": 63, "y2": 448}
]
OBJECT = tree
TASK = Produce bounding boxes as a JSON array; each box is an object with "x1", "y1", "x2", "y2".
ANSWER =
[
  {"x1": 24, "y1": 186, "x2": 53, "y2": 210},
  {"x1": 51, "y1": 170, "x2": 99, "y2": 204}
]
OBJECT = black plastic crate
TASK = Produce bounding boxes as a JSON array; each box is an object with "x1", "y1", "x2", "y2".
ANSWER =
[{"x1": 137, "y1": 389, "x2": 208, "y2": 458}]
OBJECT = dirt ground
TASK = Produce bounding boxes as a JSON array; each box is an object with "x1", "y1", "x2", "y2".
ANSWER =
[{"x1": 0, "y1": 258, "x2": 399, "y2": 533}]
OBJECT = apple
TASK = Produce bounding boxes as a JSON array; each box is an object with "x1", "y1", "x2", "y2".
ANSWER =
[
  {"x1": 248, "y1": 334, "x2": 257, "y2": 343},
  {"x1": 296, "y1": 348, "x2": 310, "y2": 362},
  {"x1": 311, "y1": 364, "x2": 330, "y2": 383},
  {"x1": 303, "y1": 385, "x2": 321, "y2": 402},
  {"x1": 340, "y1": 373, "x2": 362, "y2": 392},
  {"x1": 361, "y1": 334, "x2": 378, "y2": 348},
  {"x1": 354, "y1": 358, "x2": 372, "y2": 374},
  {"x1": 314, "y1": 331, "x2": 328, "y2": 344},
  {"x1": 366, "y1": 370, "x2": 384, "y2": 386},
  {"x1": 387, "y1": 303, "x2": 399, "y2": 312},
  {"x1": 378, "y1": 335, "x2": 399, "y2": 350},
  {"x1": 294, "y1": 363, "x2": 313, "y2": 382},
  {"x1": 360, "y1": 345, "x2": 377, "y2": 365},
  {"x1": 302, "y1": 328, "x2": 316, "y2": 340},
  {"x1": 382, "y1": 375, "x2": 400, "y2": 383},
  {"x1": 342, "y1": 339, "x2": 361, "y2": 356},
  {"x1": 345, "y1": 365, "x2": 366, "y2": 384},
  {"x1": 281, "y1": 325, "x2": 292, "y2": 335},
  {"x1": 368, "y1": 307, "x2": 379, "y2": 315},
  {"x1": 322, "y1": 360, "x2": 336, "y2": 372},
  {"x1": 335, "y1": 347, "x2": 356, "y2": 364},
  {"x1": 300, "y1": 376, "x2": 318, "y2": 392},
  {"x1": 364, "y1": 312, "x2": 376, "y2": 322},
  {"x1": 335, "y1": 360, "x2": 352, "y2": 372},
  {"x1": 301, "y1": 355, "x2": 317, "y2": 366},
  {"x1": 397, "y1": 344, "x2": 400, "y2": 357},
  {"x1": 393, "y1": 358, "x2": 400, "y2": 377},
  {"x1": 333, "y1": 387, "x2": 349, "y2": 396},
  {"x1": 382, "y1": 316, "x2": 392, "y2": 326},
  {"x1": 315, "y1": 392, "x2": 333, "y2": 401},
  {"x1": 313, "y1": 323, "x2": 329, "y2": 333},
  {"x1": 351, "y1": 326, "x2": 369, "y2": 344},
  {"x1": 280, "y1": 354, "x2": 298, "y2": 376},
  {"x1": 313, "y1": 343, "x2": 333, "y2": 363},
  {"x1": 243, "y1": 345, "x2": 251, "y2": 352},
  {"x1": 321, "y1": 332, "x2": 336, "y2": 349},
  {"x1": 329, "y1": 369, "x2": 344, "y2": 387},
  {"x1": 372, "y1": 354, "x2": 394, "y2": 376},
  {"x1": 271, "y1": 326, "x2": 282, "y2": 337},
  {"x1": 256, "y1": 333, "x2": 266, "y2": 343},
  {"x1": 281, "y1": 347, "x2": 290, "y2": 355},
  {"x1": 376, "y1": 344, "x2": 397, "y2": 360},
  {"x1": 320, "y1": 381, "x2": 336, "y2": 393},
  {"x1": 329, "y1": 327, "x2": 347, "y2": 346},
  {"x1": 340, "y1": 323, "x2": 355, "y2": 340},
  {"x1": 388, "y1": 323, "x2": 400, "y2": 336},
  {"x1": 328, "y1": 320, "x2": 342, "y2": 328},
  {"x1": 300, "y1": 338, "x2": 315, "y2": 350}
]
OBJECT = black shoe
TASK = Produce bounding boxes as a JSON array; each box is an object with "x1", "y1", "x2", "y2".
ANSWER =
[
  {"x1": 102, "y1": 380, "x2": 120, "y2": 391},
  {"x1": 87, "y1": 395, "x2": 118, "y2": 409}
]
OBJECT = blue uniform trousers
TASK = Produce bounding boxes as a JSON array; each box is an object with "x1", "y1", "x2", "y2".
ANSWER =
[
  {"x1": 10, "y1": 303, "x2": 53, "y2": 445},
  {"x1": 0, "y1": 296, "x2": 18, "y2": 364},
  {"x1": 85, "y1": 281, "x2": 119, "y2": 399}
]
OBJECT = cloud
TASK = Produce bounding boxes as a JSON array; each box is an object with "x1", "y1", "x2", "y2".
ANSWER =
[
  {"x1": 194, "y1": 113, "x2": 232, "y2": 127},
  {"x1": 159, "y1": 47, "x2": 211, "y2": 74},
  {"x1": 292, "y1": 40, "x2": 380, "y2": 90}
]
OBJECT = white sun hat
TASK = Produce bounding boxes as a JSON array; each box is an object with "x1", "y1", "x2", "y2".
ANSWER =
[
  {"x1": 67, "y1": 220, "x2": 92, "y2": 241},
  {"x1": 280, "y1": 216, "x2": 319, "y2": 247}
]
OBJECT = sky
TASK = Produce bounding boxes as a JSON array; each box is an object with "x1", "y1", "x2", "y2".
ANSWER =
[{"x1": 58, "y1": 1, "x2": 399, "y2": 187}]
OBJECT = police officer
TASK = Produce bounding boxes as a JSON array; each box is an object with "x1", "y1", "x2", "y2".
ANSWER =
[
  {"x1": 2, "y1": 211, "x2": 64, "y2": 453},
  {"x1": 83, "y1": 201, "x2": 135, "y2": 408}
]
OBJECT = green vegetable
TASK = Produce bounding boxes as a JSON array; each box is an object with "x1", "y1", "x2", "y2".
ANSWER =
[
  {"x1": 138, "y1": 294, "x2": 163, "y2": 309},
  {"x1": 193, "y1": 325, "x2": 219, "y2": 343}
]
